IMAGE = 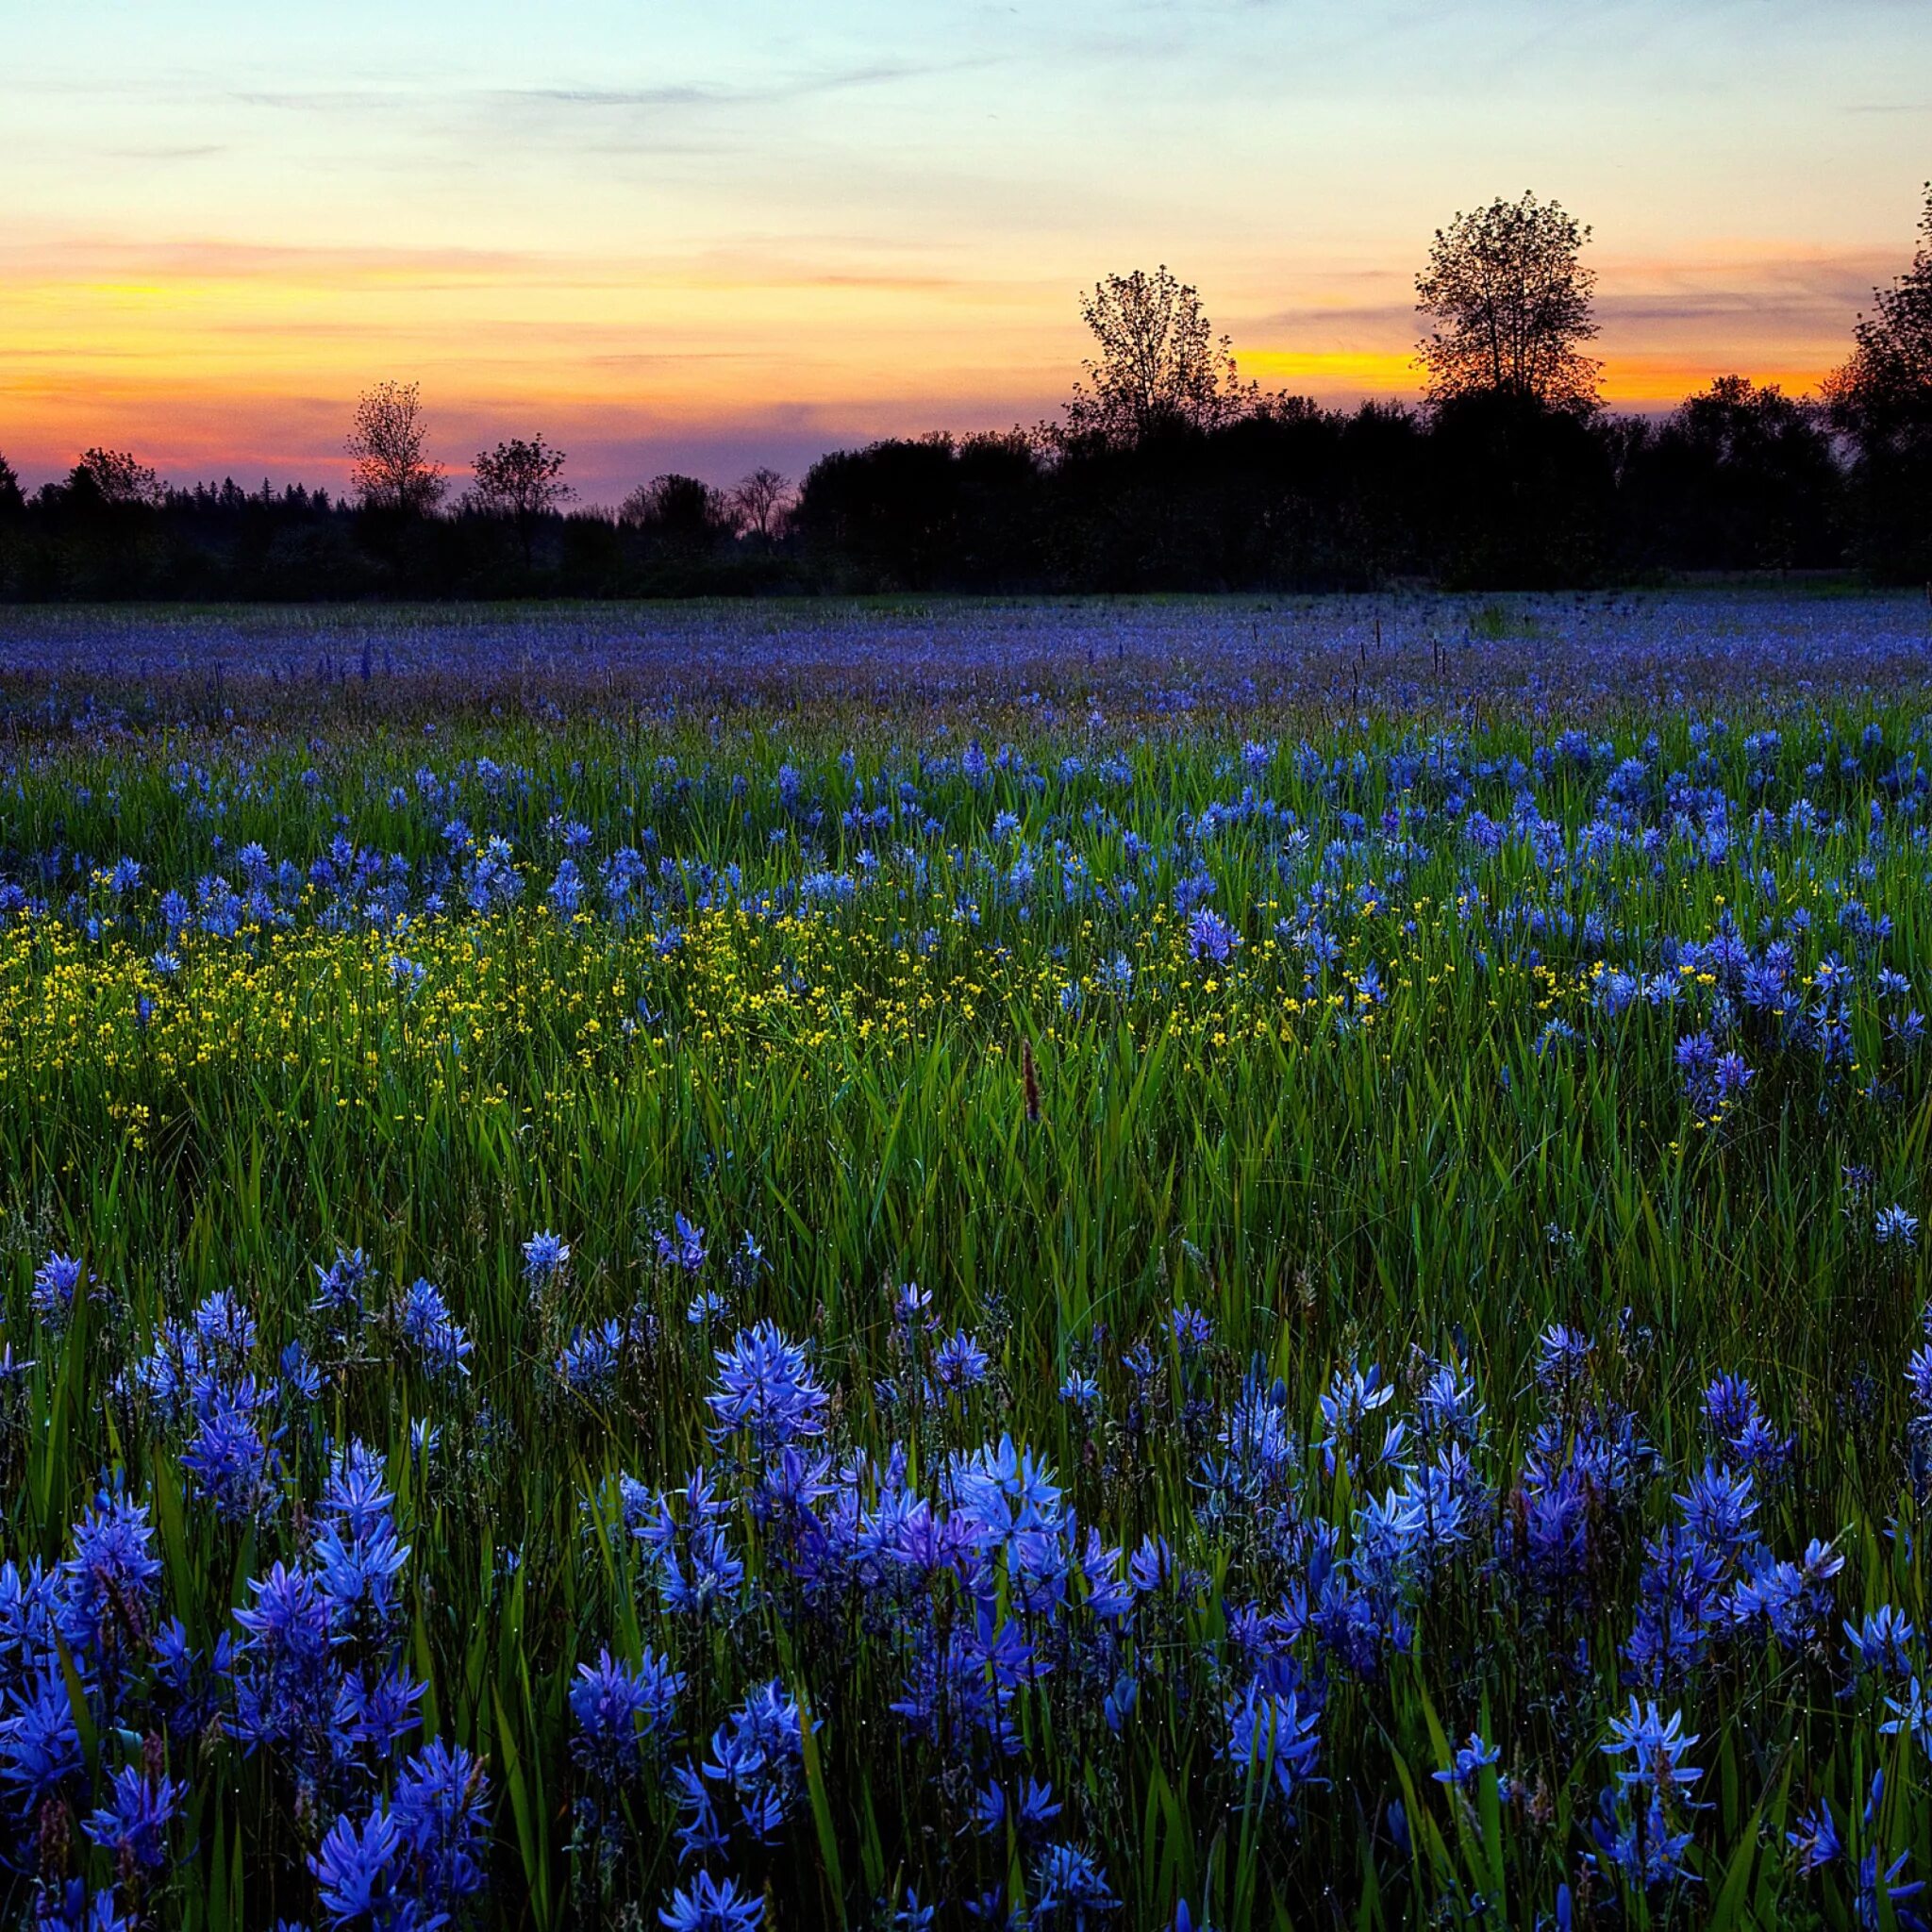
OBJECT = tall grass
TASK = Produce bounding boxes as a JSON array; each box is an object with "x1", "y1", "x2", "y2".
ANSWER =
[{"x1": 1, "y1": 688, "x2": 1929, "y2": 1927}]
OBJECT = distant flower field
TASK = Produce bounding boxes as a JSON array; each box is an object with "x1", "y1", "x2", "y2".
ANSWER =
[{"x1": 4, "y1": 595, "x2": 1932, "y2": 1929}]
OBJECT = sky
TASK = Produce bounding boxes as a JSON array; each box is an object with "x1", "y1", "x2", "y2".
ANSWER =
[{"x1": 3, "y1": 0, "x2": 1928, "y2": 505}]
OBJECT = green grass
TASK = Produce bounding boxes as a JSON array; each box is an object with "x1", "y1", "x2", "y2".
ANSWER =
[{"x1": 2, "y1": 693, "x2": 1930, "y2": 1926}]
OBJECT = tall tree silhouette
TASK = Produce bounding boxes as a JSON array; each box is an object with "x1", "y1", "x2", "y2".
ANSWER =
[
  {"x1": 346, "y1": 381, "x2": 445, "y2": 516},
  {"x1": 1061, "y1": 266, "x2": 1257, "y2": 447},
  {"x1": 1824, "y1": 183, "x2": 1932, "y2": 577},
  {"x1": 469, "y1": 436, "x2": 572, "y2": 566},
  {"x1": 1827, "y1": 183, "x2": 1932, "y2": 436},
  {"x1": 1415, "y1": 192, "x2": 1601, "y2": 412}
]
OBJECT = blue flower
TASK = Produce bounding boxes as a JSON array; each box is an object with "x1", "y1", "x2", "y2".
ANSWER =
[
  {"x1": 1030, "y1": 1842, "x2": 1119, "y2": 1926},
  {"x1": 83, "y1": 1762, "x2": 185, "y2": 1874},
  {"x1": 1223, "y1": 1677, "x2": 1322, "y2": 1813},
  {"x1": 933, "y1": 1329, "x2": 991, "y2": 1394},
  {"x1": 0, "y1": 1679, "x2": 84, "y2": 1818},
  {"x1": 522, "y1": 1229, "x2": 572, "y2": 1284},
  {"x1": 1433, "y1": 1732, "x2": 1502, "y2": 1789},
  {"x1": 58, "y1": 1488, "x2": 162, "y2": 1674},
  {"x1": 393, "y1": 1278, "x2": 473, "y2": 1382},
  {"x1": 1787, "y1": 1798, "x2": 1842, "y2": 1873},
  {"x1": 1877, "y1": 1205, "x2": 1920, "y2": 1249},
  {"x1": 181, "y1": 1382, "x2": 282, "y2": 1524},
  {"x1": 391, "y1": 1739, "x2": 491, "y2": 1910},
  {"x1": 570, "y1": 1647, "x2": 686, "y2": 1784},
  {"x1": 658, "y1": 1872, "x2": 765, "y2": 1932},
  {"x1": 554, "y1": 1320, "x2": 624, "y2": 1398},
  {"x1": 311, "y1": 1247, "x2": 374, "y2": 1323},
  {"x1": 1602, "y1": 1699, "x2": 1701, "y2": 1796},
  {"x1": 310, "y1": 1803, "x2": 401, "y2": 1926},
  {"x1": 1858, "y1": 1849, "x2": 1927, "y2": 1932},
  {"x1": 707, "y1": 1322, "x2": 828, "y2": 1453},
  {"x1": 31, "y1": 1252, "x2": 90, "y2": 1336}
]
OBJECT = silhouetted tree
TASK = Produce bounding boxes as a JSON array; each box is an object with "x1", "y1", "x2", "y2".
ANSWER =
[
  {"x1": 346, "y1": 381, "x2": 445, "y2": 516},
  {"x1": 1640, "y1": 376, "x2": 1843, "y2": 571},
  {"x1": 1825, "y1": 183, "x2": 1932, "y2": 578},
  {"x1": 1060, "y1": 266, "x2": 1257, "y2": 447},
  {"x1": 0, "y1": 453, "x2": 22, "y2": 519},
  {"x1": 468, "y1": 436, "x2": 572, "y2": 566},
  {"x1": 618, "y1": 475, "x2": 734, "y2": 554},
  {"x1": 797, "y1": 433, "x2": 1044, "y2": 590},
  {"x1": 1416, "y1": 193, "x2": 1601, "y2": 413},
  {"x1": 730, "y1": 467, "x2": 793, "y2": 543},
  {"x1": 1426, "y1": 391, "x2": 1614, "y2": 587},
  {"x1": 68, "y1": 447, "x2": 164, "y2": 508}
]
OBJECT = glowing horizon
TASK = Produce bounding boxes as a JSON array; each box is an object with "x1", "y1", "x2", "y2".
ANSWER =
[{"x1": 5, "y1": 1, "x2": 1927, "y2": 505}]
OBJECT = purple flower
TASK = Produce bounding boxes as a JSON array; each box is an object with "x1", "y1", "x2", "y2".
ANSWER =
[
  {"x1": 1185, "y1": 907, "x2": 1240, "y2": 965},
  {"x1": 656, "y1": 1213, "x2": 709, "y2": 1274}
]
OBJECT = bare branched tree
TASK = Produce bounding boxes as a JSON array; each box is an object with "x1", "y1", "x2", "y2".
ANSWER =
[
  {"x1": 1061, "y1": 266, "x2": 1258, "y2": 447},
  {"x1": 346, "y1": 381, "x2": 446, "y2": 516},
  {"x1": 1415, "y1": 193, "x2": 1602, "y2": 413},
  {"x1": 729, "y1": 467, "x2": 793, "y2": 542},
  {"x1": 468, "y1": 436, "x2": 573, "y2": 565}
]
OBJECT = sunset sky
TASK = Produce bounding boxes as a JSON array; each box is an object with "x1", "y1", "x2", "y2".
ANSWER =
[{"x1": 4, "y1": 0, "x2": 1927, "y2": 504}]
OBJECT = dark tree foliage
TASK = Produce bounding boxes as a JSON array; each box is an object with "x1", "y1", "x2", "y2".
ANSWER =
[
  {"x1": 1416, "y1": 193, "x2": 1602, "y2": 414},
  {"x1": 795, "y1": 434, "x2": 1045, "y2": 591},
  {"x1": 67, "y1": 448, "x2": 165, "y2": 511},
  {"x1": 618, "y1": 475, "x2": 737, "y2": 553},
  {"x1": 468, "y1": 437, "x2": 572, "y2": 567},
  {"x1": 1423, "y1": 391, "x2": 1615, "y2": 588},
  {"x1": 10, "y1": 188, "x2": 1932, "y2": 597},
  {"x1": 1825, "y1": 183, "x2": 1932, "y2": 580},
  {"x1": 1613, "y1": 377, "x2": 1844, "y2": 574}
]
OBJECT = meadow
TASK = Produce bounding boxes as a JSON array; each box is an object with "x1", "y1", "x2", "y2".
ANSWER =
[{"x1": 4, "y1": 592, "x2": 1932, "y2": 1931}]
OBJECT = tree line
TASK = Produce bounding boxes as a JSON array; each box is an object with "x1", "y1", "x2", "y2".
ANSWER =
[{"x1": 2, "y1": 187, "x2": 1926, "y2": 598}]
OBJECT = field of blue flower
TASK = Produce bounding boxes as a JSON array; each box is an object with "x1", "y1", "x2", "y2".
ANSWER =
[{"x1": 4, "y1": 592, "x2": 1932, "y2": 1932}]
